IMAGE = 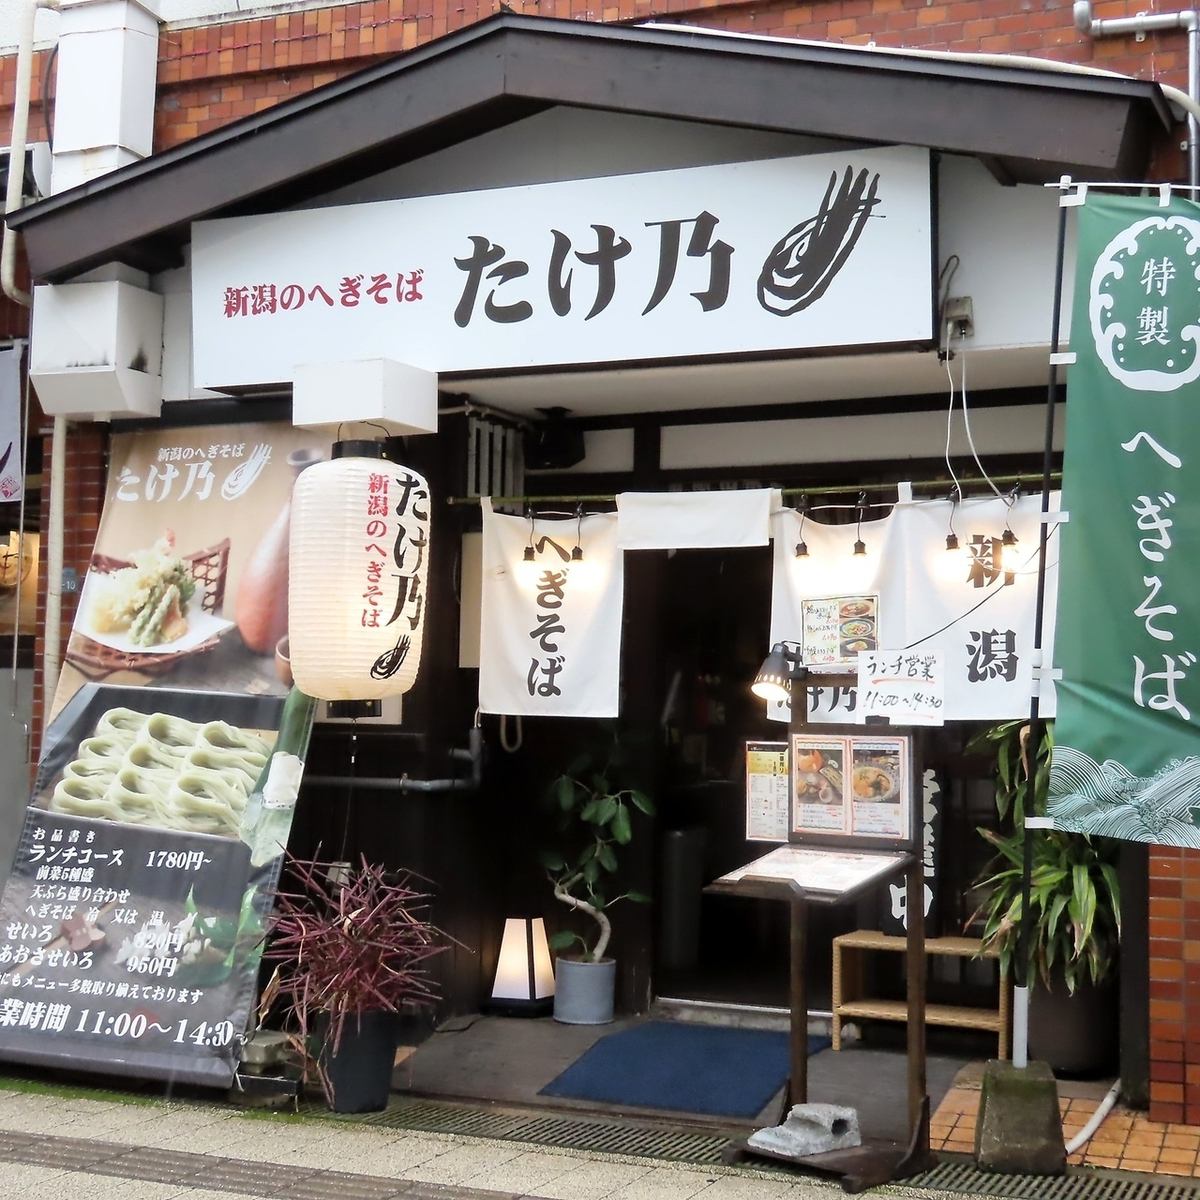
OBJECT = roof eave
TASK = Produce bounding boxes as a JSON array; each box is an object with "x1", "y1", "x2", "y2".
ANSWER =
[{"x1": 7, "y1": 14, "x2": 1173, "y2": 283}]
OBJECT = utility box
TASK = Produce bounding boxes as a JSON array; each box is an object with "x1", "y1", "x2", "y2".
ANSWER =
[{"x1": 30, "y1": 281, "x2": 163, "y2": 419}]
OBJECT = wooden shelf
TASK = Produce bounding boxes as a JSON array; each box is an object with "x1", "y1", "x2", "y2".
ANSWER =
[
  {"x1": 832, "y1": 930, "x2": 1010, "y2": 1060},
  {"x1": 835, "y1": 931, "x2": 999, "y2": 958},
  {"x1": 836, "y1": 999, "x2": 1003, "y2": 1033}
]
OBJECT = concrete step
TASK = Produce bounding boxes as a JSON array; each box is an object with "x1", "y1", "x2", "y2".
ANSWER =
[{"x1": 651, "y1": 996, "x2": 838, "y2": 1038}]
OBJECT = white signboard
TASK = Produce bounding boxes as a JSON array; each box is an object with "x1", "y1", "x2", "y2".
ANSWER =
[
  {"x1": 857, "y1": 649, "x2": 944, "y2": 725},
  {"x1": 478, "y1": 501, "x2": 624, "y2": 718},
  {"x1": 190, "y1": 146, "x2": 934, "y2": 389}
]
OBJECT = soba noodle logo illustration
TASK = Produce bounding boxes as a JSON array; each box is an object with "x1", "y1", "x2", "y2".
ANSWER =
[
  {"x1": 49, "y1": 708, "x2": 274, "y2": 838},
  {"x1": 757, "y1": 166, "x2": 882, "y2": 318},
  {"x1": 1089, "y1": 214, "x2": 1200, "y2": 393}
]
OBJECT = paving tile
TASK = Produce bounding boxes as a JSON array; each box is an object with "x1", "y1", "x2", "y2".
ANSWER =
[
  {"x1": 689, "y1": 1175, "x2": 798, "y2": 1200},
  {"x1": 328, "y1": 1132, "x2": 453, "y2": 1171},
  {"x1": 48, "y1": 1172, "x2": 186, "y2": 1199},
  {"x1": 86, "y1": 1147, "x2": 211, "y2": 1184},
  {"x1": 1159, "y1": 1162, "x2": 1195, "y2": 1176},
  {"x1": 259, "y1": 1127, "x2": 405, "y2": 1173},
  {"x1": 460, "y1": 1148, "x2": 589, "y2": 1194},
  {"x1": 1159, "y1": 1146, "x2": 1198, "y2": 1164},
  {"x1": 0, "y1": 1162, "x2": 74, "y2": 1191},
  {"x1": 200, "y1": 1122, "x2": 344, "y2": 1165},
  {"x1": 528, "y1": 1159, "x2": 655, "y2": 1200},
  {"x1": 1118, "y1": 1158, "x2": 1158, "y2": 1173},
  {"x1": 1165, "y1": 1132, "x2": 1200, "y2": 1148},
  {"x1": 160, "y1": 1193, "x2": 275, "y2": 1199},
  {"x1": 399, "y1": 1141, "x2": 528, "y2": 1187},
  {"x1": 601, "y1": 1164, "x2": 717, "y2": 1200},
  {"x1": 276, "y1": 1170, "x2": 401, "y2": 1200}
]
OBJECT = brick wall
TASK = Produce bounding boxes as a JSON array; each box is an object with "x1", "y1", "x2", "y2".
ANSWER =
[
  {"x1": 30, "y1": 427, "x2": 107, "y2": 756},
  {"x1": 1149, "y1": 847, "x2": 1200, "y2": 1124},
  {"x1": 2, "y1": 1, "x2": 1192, "y2": 149},
  {"x1": 144, "y1": 0, "x2": 1188, "y2": 149}
]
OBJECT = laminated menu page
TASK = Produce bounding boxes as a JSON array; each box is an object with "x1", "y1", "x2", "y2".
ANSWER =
[
  {"x1": 791, "y1": 732, "x2": 910, "y2": 842},
  {"x1": 745, "y1": 742, "x2": 789, "y2": 842}
]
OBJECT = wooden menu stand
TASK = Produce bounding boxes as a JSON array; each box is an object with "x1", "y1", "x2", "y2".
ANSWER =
[{"x1": 712, "y1": 669, "x2": 934, "y2": 1193}]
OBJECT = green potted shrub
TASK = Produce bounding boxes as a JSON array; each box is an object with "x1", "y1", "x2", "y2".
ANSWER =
[
  {"x1": 540, "y1": 744, "x2": 654, "y2": 1025},
  {"x1": 968, "y1": 720, "x2": 1121, "y2": 1075},
  {"x1": 263, "y1": 854, "x2": 446, "y2": 1111}
]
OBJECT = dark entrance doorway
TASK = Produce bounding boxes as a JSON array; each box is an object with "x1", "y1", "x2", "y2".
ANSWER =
[{"x1": 649, "y1": 544, "x2": 863, "y2": 1012}]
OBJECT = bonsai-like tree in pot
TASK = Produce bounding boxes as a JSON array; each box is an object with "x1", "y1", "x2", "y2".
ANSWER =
[{"x1": 539, "y1": 745, "x2": 654, "y2": 1023}]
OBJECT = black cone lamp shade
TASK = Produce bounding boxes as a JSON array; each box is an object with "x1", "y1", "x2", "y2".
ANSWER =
[{"x1": 752, "y1": 643, "x2": 794, "y2": 703}]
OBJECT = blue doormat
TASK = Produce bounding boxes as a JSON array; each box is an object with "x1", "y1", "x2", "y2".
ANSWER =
[{"x1": 539, "y1": 1021, "x2": 829, "y2": 1118}]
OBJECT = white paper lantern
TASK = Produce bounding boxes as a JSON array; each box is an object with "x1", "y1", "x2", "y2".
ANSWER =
[{"x1": 289, "y1": 441, "x2": 431, "y2": 701}]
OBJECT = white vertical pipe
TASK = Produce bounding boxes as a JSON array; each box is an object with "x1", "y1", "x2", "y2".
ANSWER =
[
  {"x1": 1012, "y1": 985, "x2": 1030, "y2": 1069},
  {"x1": 1189, "y1": 18, "x2": 1199, "y2": 189},
  {"x1": 42, "y1": 416, "x2": 67, "y2": 708},
  {"x1": 1074, "y1": 1, "x2": 1200, "y2": 189},
  {"x1": 1, "y1": 0, "x2": 60, "y2": 308}
]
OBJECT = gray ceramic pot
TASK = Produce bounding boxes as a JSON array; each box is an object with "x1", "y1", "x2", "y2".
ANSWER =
[{"x1": 553, "y1": 956, "x2": 616, "y2": 1025}]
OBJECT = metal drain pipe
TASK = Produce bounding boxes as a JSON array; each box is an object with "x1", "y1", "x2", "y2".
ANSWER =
[{"x1": 1074, "y1": 1, "x2": 1199, "y2": 188}]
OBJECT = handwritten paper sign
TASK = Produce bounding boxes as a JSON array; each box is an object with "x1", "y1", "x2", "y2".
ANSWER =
[
  {"x1": 856, "y1": 649, "x2": 944, "y2": 726},
  {"x1": 801, "y1": 595, "x2": 878, "y2": 667},
  {"x1": 745, "y1": 742, "x2": 789, "y2": 842}
]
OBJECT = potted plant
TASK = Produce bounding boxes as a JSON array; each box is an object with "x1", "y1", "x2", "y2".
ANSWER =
[
  {"x1": 968, "y1": 720, "x2": 1121, "y2": 1075},
  {"x1": 539, "y1": 745, "x2": 654, "y2": 1025},
  {"x1": 263, "y1": 854, "x2": 446, "y2": 1112}
]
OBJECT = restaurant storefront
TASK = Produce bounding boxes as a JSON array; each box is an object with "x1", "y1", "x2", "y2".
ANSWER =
[{"x1": 0, "y1": 8, "x2": 1193, "y2": 1138}]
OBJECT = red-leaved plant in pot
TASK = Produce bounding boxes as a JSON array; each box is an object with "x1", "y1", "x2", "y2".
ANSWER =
[{"x1": 263, "y1": 854, "x2": 446, "y2": 1112}]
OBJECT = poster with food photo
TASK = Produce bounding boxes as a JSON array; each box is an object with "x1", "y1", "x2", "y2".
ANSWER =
[
  {"x1": 0, "y1": 680, "x2": 315, "y2": 1086},
  {"x1": 850, "y1": 738, "x2": 908, "y2": 840},
  {"x1": 790, "y1": 737, "x2": 847, "y2": 835},
  {"x1": 0, "y1": 419, "x2": 323, "y2": 1089},
  {"x1": 53, "y1": 422, "x2": 326, "y2": 724}
]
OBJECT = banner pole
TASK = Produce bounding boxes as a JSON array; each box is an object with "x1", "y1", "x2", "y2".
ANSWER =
[{"x1": 1013, "y1": 182, "x2": 1072, "y2": 1070}]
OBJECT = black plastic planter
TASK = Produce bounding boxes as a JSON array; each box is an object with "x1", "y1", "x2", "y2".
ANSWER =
[
  {"x1": 321, "y1": 1010, "x2": 399, "y2": 1113},
  {"x1": 1028, "y1": 972, "x2": 1118, "y2": 1078}
]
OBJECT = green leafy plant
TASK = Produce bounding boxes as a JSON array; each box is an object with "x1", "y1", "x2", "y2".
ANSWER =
[
  {"x1": 965, "y1": 718, "x2": 1052, "y2": 827},
  {"x1": 539, "y1": 742, "x2": 655, "y2": 962},
  {"x1": 968, "y1": 719, "x2": 1121, "y2": 994}
]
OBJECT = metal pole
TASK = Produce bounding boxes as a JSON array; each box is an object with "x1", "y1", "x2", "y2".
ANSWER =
[
  {"x1": 1013, "y1": 186, "x2": 1071, "y2": 1070},
  {"x1": 447, "y1": 472, "x2": 1062, "y2": 508},
  {"x1": 906, "y1": 855, "x2": 927, "y2": 1130},
  {"x1": 1189, "y1": 18, "x2": 1199, "y2": 190},
  {"x1": 790, "y1": 898, "x2": 808, "y2": 1106}
]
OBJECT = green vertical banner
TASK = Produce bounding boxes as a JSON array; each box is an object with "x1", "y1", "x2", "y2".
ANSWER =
[{"x1": 1049, "y1": 193, "x2": 1200, "y2": 847}]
